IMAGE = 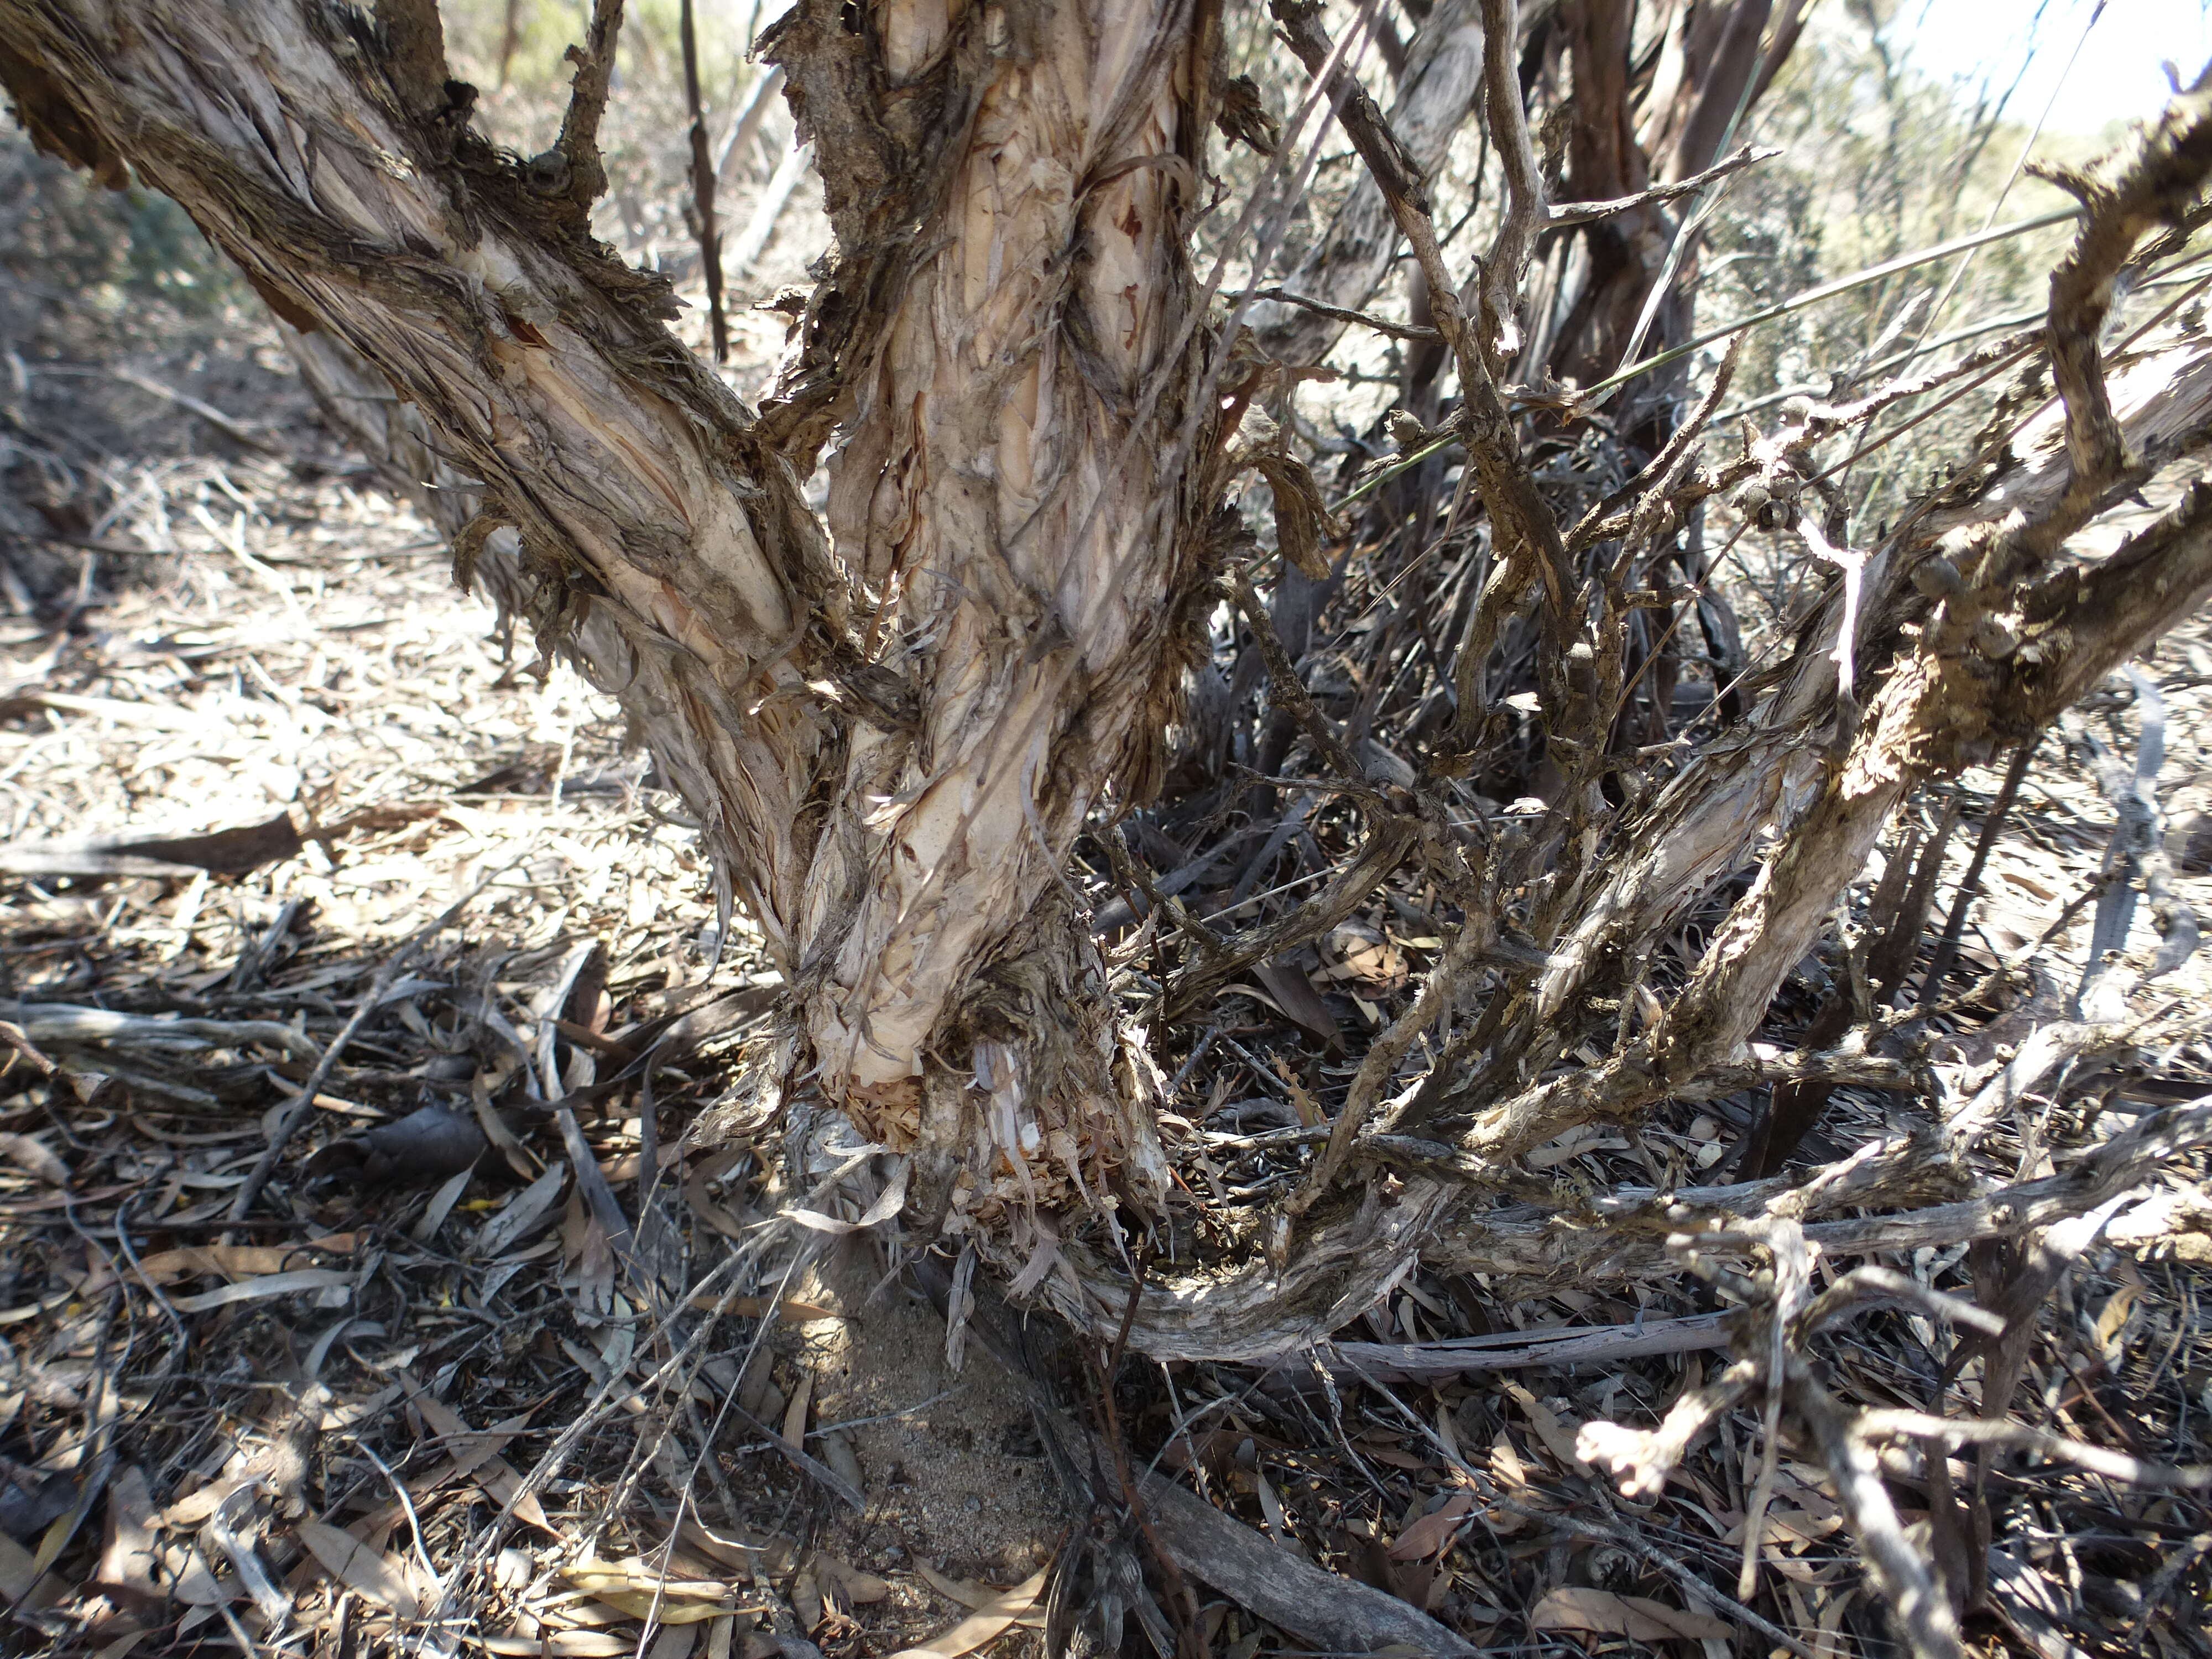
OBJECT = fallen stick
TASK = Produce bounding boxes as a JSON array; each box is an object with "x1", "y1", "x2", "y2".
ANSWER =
[
  {"x1": 109, "y1": 366, "x2": 283, "y2": 455},
  {"x1": 1129, "y1": 1446, "x2": 1479, "y2": 1655},
  {"x1": 1302, "y1": 1310, "x2": 1733, "y2": 1383},
  {"x1": 9, "y1": 1001, "x2": 316, "y2": 1061}
]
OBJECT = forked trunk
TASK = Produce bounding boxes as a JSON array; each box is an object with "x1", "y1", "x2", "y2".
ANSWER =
[{"x1": 0, "y1": 0, "x2": 1220, "y2": 1261}]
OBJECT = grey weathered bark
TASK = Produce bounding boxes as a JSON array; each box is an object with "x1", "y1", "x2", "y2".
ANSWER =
[
  {"x1": 3, "y1": 0, "x2": 2210, "y2": 1367},
  {"x1": 1250, "y1": 0, "x2": 1492, "y2": 367}
]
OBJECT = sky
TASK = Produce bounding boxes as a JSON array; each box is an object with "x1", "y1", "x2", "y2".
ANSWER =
[{"x1": 1893, "y1": 0, "x2": 2212, "y2": 135}]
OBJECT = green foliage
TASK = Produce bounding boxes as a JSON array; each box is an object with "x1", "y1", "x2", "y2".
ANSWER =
[{"x1": 0, "y1": 143, "x2": 243, "y2": 319}]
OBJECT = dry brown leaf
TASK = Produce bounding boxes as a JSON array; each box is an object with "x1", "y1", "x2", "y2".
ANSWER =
[
  {"x1": 158, "y1": 1474, "x2": 253, "y2": 1532},
  {"x1": 913, "y1": 1558, "x2": 1002, "y2": 1610},
  {"x1": 404, "y1": 1382, "x2": 552, "y2": 1531},
  {"x1": 1364, "y1": 1445, "x2": 1433, "y2": 1471},
  {"x1": 166, "y1": 1268, "x2": 352, "y2": 1313},
  {"x1": 1531, "y1": 1587, "x2": 1731, "y2": 1643},
  {"x1": 576, "y1": 1590, "x2": 749, "y2": 1624},
  {"x1": 679, "y1": 1519, "x2": 790, "y2": 1577},
  {"x1": 1250, "y1": 957, "x2": 1342, "y2": 1049},
  {"x1": 1500, "y1": 1379, "x2": 1590, "y2": 1472},
  {"x1": 790, "y1": 1560, "x2": 825, "y2": 1631},
  {"x1": 1386, "y1": 1491, "x2": 1472, "y2": 1562},
  {"x1": 296, "y1": 1518, "x2": 420, "y2": 1618},
  {"x1": 813, "y1": 1552, "x2": 888, "y2": 1604},
  {"x1": 2095, "y1": 1282, "x2": 2141, "y2": 1352},
  {"x1": 886, "y1": 1568, "x2": 1047, "y2": 1658},
  {"x1": 134, "y1": 1241, "x2": 353, "y2": 1284},
  {"x1": 547, "y1": 1634, "x2": 633, "y2": 1657},
  {"x1": 97, "y1": 1465, "x2": 161, "y2": 1595},
  {"x1": 0, "y1": 1526, "x2": 36, "y2": 1601},
  {"x1": 781, "y1": 1370, "x2": 812, "y2": 1448},
  {"x1": 0, "y1": 1133, "x2": 68, "y2": 1185}
]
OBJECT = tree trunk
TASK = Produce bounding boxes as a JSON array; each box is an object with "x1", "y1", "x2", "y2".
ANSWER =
[
  {"x1": 6, "y1": 0, "x2": 2211, "y2": 1366},
  {"x1": 1530, "y1": 0, "x2": 1812, "y2": 417},
  {"x1": 0, "y1": 0, "x2": 1212, "y2": 1261}
]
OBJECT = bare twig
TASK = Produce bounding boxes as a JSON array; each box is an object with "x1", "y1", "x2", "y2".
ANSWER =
[
  {"x1": 1797, "y1": 1373, "x2": 1964, "y2": 1659},
  {"x1": 1545, "y1": 143, "x2": 1780, "y2": 228},
  {"x1": 1474, "y1": 0, "x2": 1546, "y2": 361},
  {"x1": 4, "y1": 1001, "x2": 315, "y2": 1060},
  {"x1": 1228, "y1": 285, "x2": 1441, "y2": 342},
  {"x1": 680, "y1": 0, "x2": 728, "y2": 362},
  {"x1": 1923, "y1": 737, "x2": 2039, "y2": 998},
  {"x1": 1855, "y1": 1408, "x2": 2212, "y2": 1490},
  {"x1": 1288, "y1": 919, "x2": 1488, "y2": 1217}
]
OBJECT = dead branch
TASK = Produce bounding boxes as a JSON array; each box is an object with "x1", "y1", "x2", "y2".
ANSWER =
[{"x1": 554, "y1": 0, "x2": 626, "y2": 208}]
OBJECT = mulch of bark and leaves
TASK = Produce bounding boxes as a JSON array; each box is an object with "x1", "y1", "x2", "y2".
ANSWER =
[{"x1": 3, "y1": 138, "x2": 2212, "y2": 1659}]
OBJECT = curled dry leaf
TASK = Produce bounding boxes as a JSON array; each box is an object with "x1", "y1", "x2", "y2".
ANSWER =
[
  {"x1": 562, "y1": 1557, "x2": 754, "y2": 1623},
  {"x1": 1321, "y1": 921, "x2": 1407, "y2": 993},
  {"x1": 309, "y1": 1103, "x2": 486, "y2": 1186},
  {"x1": 1386, "y1": 1490, "x2": 1473, "y2": 1562}
]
